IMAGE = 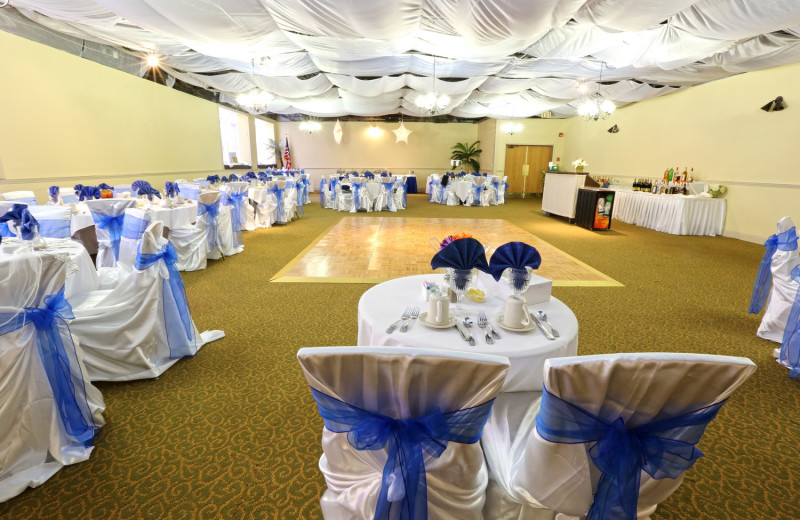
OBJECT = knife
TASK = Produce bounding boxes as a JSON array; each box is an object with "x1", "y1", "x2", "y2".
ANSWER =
[
  {"x1": 530, "y1": 312, "x2": 556, "y2": 341},
  {"x1": 455, "y1": 321, "x2": 476, "y2": 346}
]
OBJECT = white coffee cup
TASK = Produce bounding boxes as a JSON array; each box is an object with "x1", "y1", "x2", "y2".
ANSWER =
[
  {"x1": 427, "y1": 292, "x2": 450, "y2": 326},
  {"x1": 503, "y1": 295, "x2": 531, "y2": 328}
]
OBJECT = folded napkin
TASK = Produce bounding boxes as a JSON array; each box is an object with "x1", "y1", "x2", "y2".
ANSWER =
[
  {"x1": 97, "y1": 183, "x2": 114, "y2": 191},
  {"x1": 431, "y1": 237, "x2": 489, "y2": 272},
  {"x1": 488, "y1": 242, "x2": 542, "y2": 281},
  {"x1": 258, "y1": 172, "x2": 269, "y2": 183},
  {"x1": 247, "y1": 172, "x2": 257, "y2": 180},
  {"x1": 73, "y1": 184, "x2": 84, "y2": 196},
  {"x1": 221, "y1": 176, "x2": 229, "y2": 183},
  {"x1": 229, "y1": 174, "x2": 239, "y2": 181},
  {"x1": 78, "y1": 186, "x2": 102, "y2": 201},
  {"x1": 165, "y1": 181, "x2": 180, "y2": 198},
  {"x1": 206, "y1": 175, "x2": 220, "y2": 185},
  {"x1": 0, "y1": 204, "x2": 39, "y2": 240},
  {"x1": 49, "y1": 185, "x2": 60, "y2": 203},
  {"x1": 132, "y1": 180, "x2": 151, "y2": 193},
  {"x1": 143, "y1": 186, "x2": 162, "y2": 200}
]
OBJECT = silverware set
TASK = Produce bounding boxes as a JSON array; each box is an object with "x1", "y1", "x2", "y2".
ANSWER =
[
  {"x1": 529, "y1": 310, "x2": 559, "y2": 340},
  {"x1": 386, "y1": 306, "x2": 419, "y2": 334}
]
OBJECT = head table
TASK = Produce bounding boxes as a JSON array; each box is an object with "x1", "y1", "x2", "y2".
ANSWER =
[{"x1": 357, "y1": 274, "x2": 578, "y2": 392}]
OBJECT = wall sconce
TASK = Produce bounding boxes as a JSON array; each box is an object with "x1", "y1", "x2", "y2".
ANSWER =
[
  {"x1": 502, "y1": 122, "x2": 523, "y2": 135},
  {"x1": 300, "y1": 120, "x2": 321, "y2": 134},
  {"x1": 366, "y1": 125, "x2": 383, "y2": 138},
  {"x1": 761, "y1": 96, "x2": 786, "y2": 112}
]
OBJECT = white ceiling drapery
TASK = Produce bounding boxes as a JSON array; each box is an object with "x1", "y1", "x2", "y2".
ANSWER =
[{"x1": 4, "y1": 0, "x2": 800, "y2": 119}]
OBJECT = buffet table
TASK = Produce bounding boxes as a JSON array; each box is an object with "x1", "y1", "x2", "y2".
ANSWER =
[
  {"x1": 613, "y1": 191, "x2": 726, "y2": 236},
  {"x1": 357, "y1": 274, "x2": 579, "y2": 392}
]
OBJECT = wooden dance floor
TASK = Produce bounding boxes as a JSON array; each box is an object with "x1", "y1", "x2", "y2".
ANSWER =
[{"x1": 271, "y1": 217, "x2": 621, "y2": 286}]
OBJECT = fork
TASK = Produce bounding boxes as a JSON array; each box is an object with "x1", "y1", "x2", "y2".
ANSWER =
[
  {"x1": 477, "y1": 313, "x2": 494, "y2": 344},
  {"x1": 480, "y1": 311, "x2": 500, "y2": 339},
  {"x1": 400, "y1": 307, "x2": 420, "y2": 332},
  {"x1": 386, "y1": 307, "x2": 411, "y2": 334}
]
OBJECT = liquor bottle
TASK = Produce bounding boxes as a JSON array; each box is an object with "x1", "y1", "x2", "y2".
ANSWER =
[
  {"x1": 688, "y1": 168, "x2": 694, "y2": 183},
  {"x1": 668, "y1": 167, "x2": 674, "y2": 182},
  {"x1": 663, "y1": 169, "x2": 669, "y2": 182}
]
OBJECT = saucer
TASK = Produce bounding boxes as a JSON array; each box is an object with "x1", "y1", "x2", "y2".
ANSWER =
[
  {"x1": 419, "y1": 312, "x2": 457, "y2": 329},
  {"x1": 496, "y1": 315, "x2": 537, "y2": 332}
]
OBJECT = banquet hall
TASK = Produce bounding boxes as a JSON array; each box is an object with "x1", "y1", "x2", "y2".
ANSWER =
[{"x1": 1, "y1": 2, "x2": 800, "y2": 520}]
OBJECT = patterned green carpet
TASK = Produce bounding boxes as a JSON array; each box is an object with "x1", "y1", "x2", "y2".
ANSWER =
[{"x1": 2, "y1": 194, "x2": 798, "y2": 519}]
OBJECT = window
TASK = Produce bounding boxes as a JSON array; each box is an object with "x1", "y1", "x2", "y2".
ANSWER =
[
  {"x1": 218, "y1": 107, "x2": 251, "y2": 167},
  {"x1": 255, "y1": 118, "x2": 277, "y2": 168}
]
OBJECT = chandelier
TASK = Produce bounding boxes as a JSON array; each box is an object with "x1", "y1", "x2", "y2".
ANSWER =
[
  {"x1": 299, "y1": 120, "x2": 321, "y2": 134},
  {"x1": 501, "y1": 121, "x2": 523, "y2": 135},
  {"x1": 578, "y1": 62, "x2": 616, "y2": 121},
  {"x1": 236, "y1": 90, "x2": 272, "y2": 113},
  {"x1": 415, "y1": 57, "x2": 450, "y2": 115}
]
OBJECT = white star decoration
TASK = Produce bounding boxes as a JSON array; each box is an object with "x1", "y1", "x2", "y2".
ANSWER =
[
  {"x1": 333, "y1": 119, "x2": 343, "y2": 144},
  {"x1": 392, "y1": 122, "x2": 412, "y2": 143}
]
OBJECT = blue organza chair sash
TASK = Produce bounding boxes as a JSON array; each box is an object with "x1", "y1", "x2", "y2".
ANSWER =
[
  {"x1": 779, "y1": 264, "x2": 800, "y2": 378},
  {"x1": 226, "y1": 191, "x2": 247, "y2": 232},
  {"x1": 310, "y1": 387, "x2": 495, "y2": 520},
  {"x1": 295, "y1": 181, "x2": 304, "y2": 215},
  {"x1": 492, "y1": 180, "x2": 500, "y2": 203},
  {"x1": 180, "y1": 185, "x2": 200, "y2": 200},
  {"x1": 320, "y1": 178, "x2": 328, "y2": 208},
  {"x1": 135, "y1": 243, "x2": 197, "y2": 359},
  {"x1": 536, "y1": 389, "x2": 726, "y2": 520},
  {"x1": 92, "y1": 211, "x2": 125, "y2": 260},
  {"x1": 352, "y1": 182, "x2": 363, "y2": 211},
  {"x1": 0, "y1": 287, "x2": 98, "y2": 446},
  {"x1": 429, "y1": 179, "x2": 440, "y2": 203},
  {"x1": 198, "y1": 200, "x2": 221, "y2": 251},
  {"x1": 37, "y1": 219, "x2": 71, "y2": 239},
  {"x1": 749, "y1": 226, "x2": 798, "y2": 313},
  {"x1": 122, "y1": 213, "x2": 151, "y2": 240},
  {"x1": 381, "y1": 181, "x2": 396, "y2": 211},
  {"x1": 473, "y1": 184, "x2": 484, "y2": 206},
  {"x1": 267, "y1": 185, "x2": 286, "y2": 223}
]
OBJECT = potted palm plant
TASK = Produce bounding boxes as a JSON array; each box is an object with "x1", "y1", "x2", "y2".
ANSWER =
[{"x1": 451, "y1": 141, "x2": 482, "y2": 174}]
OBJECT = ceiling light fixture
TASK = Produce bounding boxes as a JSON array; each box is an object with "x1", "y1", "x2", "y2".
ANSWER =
[
  {"x1": 415, "y1": 57, "x2": 450, "y2": 115},
  {"x1": 146, "y1": 54, "x2": 160, "y2": 68},
  {"x1": 237, "y1": 90, "x2": 272, "y2": 113},
  {"x1": 578, "y1": 62, "x2": 616, "y2": 121},
  {"x1": 366, "y1": 125, "x2": 383, "y2": 138},
  {"x1": 299, "y1": 120, "x2": 321, "y2": 134},
  {"x1": 501, "y1": 121, "x2": 523, "y2": 135}
]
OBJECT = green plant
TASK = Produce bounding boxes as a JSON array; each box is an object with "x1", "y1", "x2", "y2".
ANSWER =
[
  {"x1": 451, "y1": 141, "x2": 482, "y2": 173},
  {"x1": 266, "y1": 139, "x2": 283, "y2": 168}
]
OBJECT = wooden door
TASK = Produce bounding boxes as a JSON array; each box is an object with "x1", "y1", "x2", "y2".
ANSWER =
[{"x1": 504, "y1": 145, "x2": 553, "y2": 194}]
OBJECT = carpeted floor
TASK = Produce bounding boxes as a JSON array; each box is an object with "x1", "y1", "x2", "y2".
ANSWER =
[{"x1": 2, "y1": 194, "x2": 798, "y2": 519}]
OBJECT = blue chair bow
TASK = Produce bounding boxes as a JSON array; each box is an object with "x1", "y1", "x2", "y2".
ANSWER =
[
  {"x1": 491, "y1": 179, "x2": 500, "y2": 203},
  {"x1": 381, "y1": 181, "x2": 396, "y2": 211},
  {"x1": 749, "y1": 226, "x2": 798, "y2": 313},
  {"x1": 268, "y1": 184, "x2": 286, "y2": 223},
  {"x1": 135, "y1": 243, "x2": 197, "y2": 359},
  {"x1": 311, "y1": 387, "x2": 494, "y2": 520},
  {"x1": 93, "y1": 211, "x2": 126, "y2": 260},
  {"x1": 0, "y1": 287, "x2": 98, "y2": 446},
  {"x1": 198, "y1": 199, "x2": 221, "y2": 252},
  {"x1": 473, "y1": 184, "x2": 484, "y2": 206},
  {"x1": 0, "y1": 204, "x2": 39, "y2": 240},
  {"x1": 779, "y1": 264, "x2": 800, "y2": 378},
  {"x1": 226, "y1": 190, "x2": 247, "y2": 247},
  {"x1": 536, "y1": 389, "x2": 726, "y2": 520}
]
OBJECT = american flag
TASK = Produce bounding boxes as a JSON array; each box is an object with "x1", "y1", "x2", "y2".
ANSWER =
[{"x1": 283, "y1": 136, "x2": 292, "y2": 170}]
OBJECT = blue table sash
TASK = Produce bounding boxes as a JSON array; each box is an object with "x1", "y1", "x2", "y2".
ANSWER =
[
  {"x1": 92, "y1": 212, "x2": 125, "y2": 260},
  {"x1": 749, "y1": 226, "x2": 798, "y2": 313},
  {"x1": 136, "y1": 243, "x2": 197, "y2": 359},
  {"x1": 0, "y1": 287, "x2": 98, "y2": 446},
  {"x1": 310, "y1": 387, "x2": 494, "y2": 520},
  {"x1": 198, "y1": 200, "x2": 221, "y2": 251},
  {"x1": 536, "y1": 388, "x2": 726, "y2": 520}
]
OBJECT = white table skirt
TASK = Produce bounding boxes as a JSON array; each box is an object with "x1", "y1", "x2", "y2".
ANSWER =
[
  {"x1": 1, "y1": 238, "x2": 98, "y2": 300},
  {"x1": 357, "y1": 274, "x2": 579, "y2": 392},
  {"x1": 613, "y1": 191, "x2": 726, "y2": 236},
  {"x1": 70, "y1": 201, "x2": 197, "y2": 234}
]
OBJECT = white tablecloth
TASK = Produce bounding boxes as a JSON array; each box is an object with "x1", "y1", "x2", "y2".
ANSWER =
[
  {"x1": 70, "y1": 201, "x2": 197, "y2": 234},
  {"x1": 1, "y1": 239, "x2": 98, "y2": 300},
  {"x1": 450, "y1": 180, "x2": 474, "y2": 203},
  {"x1": 613, "y1": 191, "x2": 726, "y2": 236},
  {"x1": 357, "y1": 274, "x2": 579, "y2": 392}
]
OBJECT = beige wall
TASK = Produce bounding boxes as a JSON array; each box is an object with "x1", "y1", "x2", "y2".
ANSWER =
[
  {"x1": 560, "y1": 61, "x2": 800, "y2": 241},
  {"x1": 276, "y1": 120, "x2": 477, "y2": 189},
  {"x1": 0, "y1": 30, "x2": 224, "y2": 198}
]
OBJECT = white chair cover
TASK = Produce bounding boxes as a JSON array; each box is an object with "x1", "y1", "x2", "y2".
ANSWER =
[
  {"x1": 326, "y1": 178, "x2": 340, "y2": 210},
  {"x1": 1, "y1": 190, "x2": 38, "y2": 205},
  {"x1": 335, "y1": 181, "x2": 355, "y2": 213},
  {"x1": 299, "y1": 173, "x2": 311, "y2": 204},
  {"x1": 298, "y1": 346, "x2": 509, "y2": 520},
  {"x1": 347, "y1": 177, "x2": 371, "y2": 213},
  {"x1": 221, "y1": 181, "x2": 250, "y2": 245},
  {"x1": 170, "y1": 191, "x2": 220, "y2": 270},
  {"x1": 497, "y1": 176, "x2": 508, "y2": 204},
  {"x1": 27, "y1": 205, "x2": 73, "y2": 239},
  {"x1": 282, "y1": 180, "x2": 299, "y2": 223},
  {"x1": 85, "y1": 199, "x2": 138, "y2": 268},
  {"x1": 60, "y1": 187, "x2": 80, "y2": 204},
  {"x1": 445, "y1": 181, "x2": 460, "y2": 206},
  {"x1": 393, "y1": 177, "x2": 406, "y2": 210},
  {"x1": 193, "y1": 177, "x2": 211, "y2": 188},
  {"x1": 70, "y1": 221, "x2": 224, "y2": 381},
  {"x1": 758, "y1": 217, "x2": 800, "y2": 343},
  {"x1": 177, "y1": 182, "x2": 201, "y2": 201},
  {"x1": 113, "y1": 184, "x2": 135, "y2": 197},
  {"x1": 118, "y1": 208, "x2": 152, "y2": 272},
  {"x1": 0, "y1": 253, "x2": 105, "y2": 502},
  {"x1": 481, "y1": 353, "x2": 756, "y2": 520}
]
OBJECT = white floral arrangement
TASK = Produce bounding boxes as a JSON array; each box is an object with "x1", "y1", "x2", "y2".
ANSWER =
[
  {"x1": 707, "y1": 184, "x2": 728, "y2": 198},
  {"x1": 572, "y1": 158, "x2": 588, "y2": 168}
]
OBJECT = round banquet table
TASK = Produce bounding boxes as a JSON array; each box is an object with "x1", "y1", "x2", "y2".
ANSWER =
[
  {"x1": 70, "y1": 200, "x2": 197, "y2": 234},
  {"x1": 357, "y1": 274, "x2": 579, "y2": 392},
  {"x1": 1, "y1": 238, "x2": 98, "y2": 301}
]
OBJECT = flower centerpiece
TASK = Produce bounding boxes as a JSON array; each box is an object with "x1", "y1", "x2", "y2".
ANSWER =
[
  {"x1": 707, "y1": 184, "x2": 727, "y2": 198},
  {"x1": 439, "y1": 232, "x2": 473, "y2": 249},
  {"x1": 572, "y1": 158, "x2": 588, "y2": 172}
]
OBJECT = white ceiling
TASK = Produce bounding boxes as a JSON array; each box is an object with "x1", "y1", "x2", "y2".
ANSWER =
[{"x1": 5, "y1": 0, "x2": 800, "y2": 119}]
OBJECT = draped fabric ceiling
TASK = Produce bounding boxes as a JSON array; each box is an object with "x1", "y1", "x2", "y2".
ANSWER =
[{"x1": 6, "y1": 0, "x2": 800, "y2": 119}]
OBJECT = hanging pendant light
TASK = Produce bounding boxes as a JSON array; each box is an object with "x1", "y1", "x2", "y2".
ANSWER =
[
  {"x1": 578, "y1": 62, "x2": 616, "y2": 121},
  {"x1": 415, "y1": 57, "x2": 450, "y2": 115},
  {"x1": 237, "y1": 59, "x2": 273, "y2": 113}
]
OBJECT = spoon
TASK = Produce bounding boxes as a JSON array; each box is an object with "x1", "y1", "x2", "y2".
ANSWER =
[{"x1": 537, "y1": 311, "x2": 560, "y2": 338}]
